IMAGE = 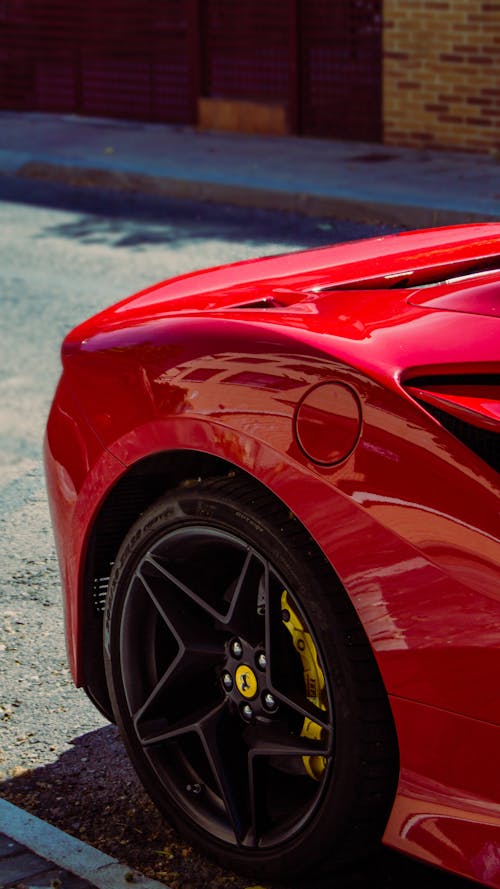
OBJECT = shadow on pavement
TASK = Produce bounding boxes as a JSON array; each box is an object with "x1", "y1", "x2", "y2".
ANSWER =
[
  {"x1": 0, "y1": 175, "x2": 401, "y2": 252},
  {"x1": 0, "y1": 724, "x2": 474, "y2": 889}
]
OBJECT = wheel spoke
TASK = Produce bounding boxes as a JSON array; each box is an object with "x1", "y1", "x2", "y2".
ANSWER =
[
  {"x1": 136, "y1": 564, "x2": 225, "y2": 652},
  {"x1": 262, "y1": 560, "x2": 279, "y2": 665},
  {"x1": 146, "y1": 542, "x2": 268, "y2": 644},
  {"x1": 143, "y1": 552, "x2": 226, "y2": 622},
  {"x1": 129, "y1": 569, "x2": 224, "y2": 733},
  {"x1": 223, "y1": 551, "x2": 266, "y2": 640},
  {"x1": 137, "y1": 698, "x2": 225, "y2": 747},
  {"x1": 223, "y1": 549, "x2": 253, "y2": 624},
  {"x1": 196, "y1": 701, "x2": 253, "y2": 844},
  {"x1": 272, "y1": 689, "x2": 332, "y2": 736},
  {"x1": 132, "y1": 642, "x2": 221, "y2": 733},
  {"x1": 247, "y1": 753, "x2": 263, "y2": 848},
  {"x1": 138, "y1": 696, "x2": 254, "y2": 845},
  {"x1": 245, "y1": 722, "x2": 331, "y2": 760}
]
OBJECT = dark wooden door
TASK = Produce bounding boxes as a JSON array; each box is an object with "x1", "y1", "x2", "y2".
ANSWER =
[{"x1": 299, "y1": 0, "x2": 383, "y2": 140}]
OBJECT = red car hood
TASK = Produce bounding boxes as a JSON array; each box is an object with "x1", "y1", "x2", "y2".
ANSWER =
[
  {"x1": 65, "y1": 224, "x2": 500, "y2": 336},
  {"x1": 61, "y1": 224, "x2": 500, "y2": 402}
]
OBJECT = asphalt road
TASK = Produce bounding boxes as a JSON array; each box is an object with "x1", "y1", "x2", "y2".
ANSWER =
[{"x1": 0, "y1": 181, "x2": 473, "y2": 889}]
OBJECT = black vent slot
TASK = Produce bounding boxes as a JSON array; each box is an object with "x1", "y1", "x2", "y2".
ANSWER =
[
  {"x1": 233, "y1": 297, "x2": 283, "y2": 309},
  {"x1": 409, "y1": 373, "x2": 500, "y2": 388},
  {"x1": 416, "y1": 401, "x2": 500, "y2": 474}
]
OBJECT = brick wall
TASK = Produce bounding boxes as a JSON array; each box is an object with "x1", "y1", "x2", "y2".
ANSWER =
[{"x1": 383, "y1": 0, "x2": 500, "y2": 152}]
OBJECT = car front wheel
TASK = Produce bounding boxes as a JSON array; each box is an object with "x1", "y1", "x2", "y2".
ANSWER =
[{"x1": 104, "y1": 477, "x2": 398, "y2": 880}]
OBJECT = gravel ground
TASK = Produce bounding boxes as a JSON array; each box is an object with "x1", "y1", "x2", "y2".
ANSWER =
[{"x1": 0, "y1": 185, "x2": 472, "y2": 888}]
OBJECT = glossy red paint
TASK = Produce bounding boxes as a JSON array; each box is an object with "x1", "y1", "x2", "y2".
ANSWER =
[{"x1": 45, "y1": 224, "x2": 500, "y2": 884}]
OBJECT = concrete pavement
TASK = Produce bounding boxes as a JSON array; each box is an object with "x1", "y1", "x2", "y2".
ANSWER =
[{"x1": 0, "y1": 111, "x2": 499, "y2": 226}]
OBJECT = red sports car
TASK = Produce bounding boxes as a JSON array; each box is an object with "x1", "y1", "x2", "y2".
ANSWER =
[{"x1": 45, "y1": 224, "x2": 500, "y2": 885}]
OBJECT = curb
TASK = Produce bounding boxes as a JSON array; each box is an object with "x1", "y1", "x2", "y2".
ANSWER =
[
  {"x1": 0, "y1": 799, "x2": 169, "y2": 889},
  {"x1": 16, "y1": 160, "x2": 498, "y2": 228}
]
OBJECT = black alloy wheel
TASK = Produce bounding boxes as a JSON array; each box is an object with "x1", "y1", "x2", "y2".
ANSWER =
[{"x1": 104, "y1": 477, "x2": 398, "y2": 880}]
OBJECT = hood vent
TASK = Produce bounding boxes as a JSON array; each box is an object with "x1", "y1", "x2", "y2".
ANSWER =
[
  {"x1": 312, "y1": 256, "x2": 500, "y2": 294},
  {"x1": 230, "y1": 297, "x2": 284, "y2": 310}
]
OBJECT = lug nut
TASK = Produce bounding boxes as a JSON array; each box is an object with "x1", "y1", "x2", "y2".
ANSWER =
[
  {"x1": 186, "y1": 783, "x2": 203, "y2": 794},
  {"x1": 230, "y1": 639, "x2": 243, "y2": 658},
  {"x1": 263, "y1": 692, "x2": 278, "y2": 712},
  {"x1": 256, "y1": 652, "x2": 267, "y2": 670},
  {"x1": 241, "y1": 704, "x2": 253, "y2": 721},
  {"x1": 222, "y1": 671, "x2": 233, "y2": 691}
]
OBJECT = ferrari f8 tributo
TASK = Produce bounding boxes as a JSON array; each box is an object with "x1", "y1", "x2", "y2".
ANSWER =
[{"x1": 45, "y1": 224, "x2": 500, "y2": 885}]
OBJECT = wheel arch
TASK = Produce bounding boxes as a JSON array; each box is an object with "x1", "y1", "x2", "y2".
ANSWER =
[
  {"x1": 81, "y1": 445, "x2": 396, "y2": 741},
  {"x1": 82, "y1": 448, "x2": 237, "y2": 718},
  {"x1": 85, "y1": 447, "x2": 351, "y2": 719}
]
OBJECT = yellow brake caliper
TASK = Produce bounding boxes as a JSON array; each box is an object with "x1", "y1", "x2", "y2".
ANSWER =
[{"x1": 281, "y1": 590, "x2": 328, "y2": 780}]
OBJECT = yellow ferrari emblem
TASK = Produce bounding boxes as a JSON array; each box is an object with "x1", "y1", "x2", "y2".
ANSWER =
[{"x1": 235, "y1": 665, "x2": 258, "y2": 699}]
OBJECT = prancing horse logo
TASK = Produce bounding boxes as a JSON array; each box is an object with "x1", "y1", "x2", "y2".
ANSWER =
[{"x1": 235, "y1": 664, "x2": 258, "y2": 699}]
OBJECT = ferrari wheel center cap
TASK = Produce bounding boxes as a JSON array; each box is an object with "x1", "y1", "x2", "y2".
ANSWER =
[{"x1": 235, "y1": 664, "x2": 258, "y2": 699}]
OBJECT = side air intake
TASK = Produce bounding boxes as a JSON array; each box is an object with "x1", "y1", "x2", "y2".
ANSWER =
[{"x1": 405, "y1": 375, "x2": 500, "y2": 474}]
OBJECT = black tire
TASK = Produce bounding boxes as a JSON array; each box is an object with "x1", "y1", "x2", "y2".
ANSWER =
[{"x1": 104, "y1": 476, "x2": 398, "y2": 881}]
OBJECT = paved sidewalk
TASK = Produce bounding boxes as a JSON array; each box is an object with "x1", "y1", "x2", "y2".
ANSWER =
[
  {"x1": 0, "y1": 111, "x2": 499, "y2": 225},
  {"x1": 0, "y1": 800, "x2": 168, "y2": 889}
]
